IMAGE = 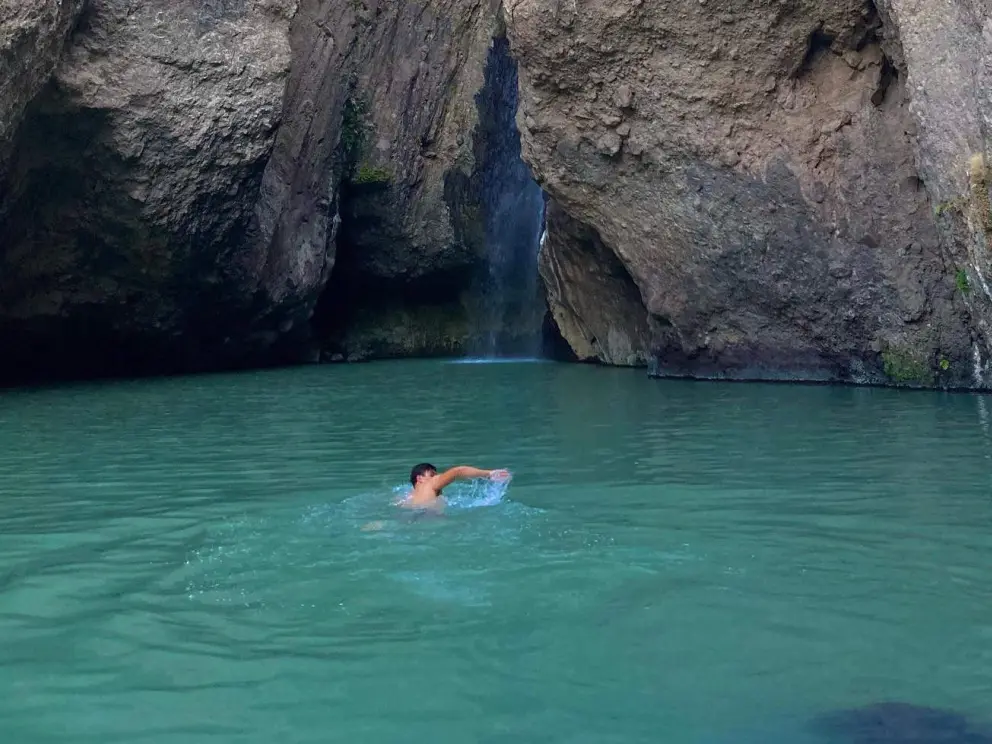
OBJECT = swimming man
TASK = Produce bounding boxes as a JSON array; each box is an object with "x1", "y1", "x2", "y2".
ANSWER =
[{"x1": 403, "y1": 462, "x2": 511, "y2": 510}]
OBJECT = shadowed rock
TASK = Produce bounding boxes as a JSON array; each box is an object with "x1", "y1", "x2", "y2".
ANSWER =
[{"x1": 813, "y1": 702, "x2": 992, "y2": 744}]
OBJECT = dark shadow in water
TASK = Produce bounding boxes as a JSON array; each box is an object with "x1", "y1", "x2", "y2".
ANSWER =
[{"x1": 811, "y1": 702, "x2": 992, "y2": 744}]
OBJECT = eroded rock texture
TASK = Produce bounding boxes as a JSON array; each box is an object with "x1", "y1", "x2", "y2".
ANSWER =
[
  {"x1": 0, "y1": 0, "x2": 298, "y2": 380},
  {"x1": 307, "y1": 0, "x2": 514, "y2": 360},
  {"x1": 0, "y1": 0, "x2": 514, "y2": 381},
  {"x1": 3, "y1": 0, "x2": 992, "y2": 387},
  {"x1": 0, "y1": 0, "x2": 84, "y2": 166},
  {"x1": 507, "y1": 0, "x2": 986, "y2": 387},
  {"x1": 874, "y1": 0, "x2": 992, "y2": 384},
  {"x1": 539, "y1": 200, "x2": 651, "y2": 366}
]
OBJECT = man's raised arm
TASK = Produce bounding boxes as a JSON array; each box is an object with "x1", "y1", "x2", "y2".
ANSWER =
[{"x1": 432, "y1": 466, "x2": 510, "y2": 490}]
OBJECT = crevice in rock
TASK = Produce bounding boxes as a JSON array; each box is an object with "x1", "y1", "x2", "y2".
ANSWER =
[
  {"x1": 538, "y1": 201, "x2": 652, "y2": 367},
  {"x1": 466, "y1": 34, "x2": 547, "y2": 357},
  {"x1": 312, "y1": 32, "x2": 549, "y2": 361},
  {"x1": 871, "y1": 54, "x2": 898, "y2": 106},
  {"x1": 794, "y1": 26, "x2": 836, "y2": 78}
]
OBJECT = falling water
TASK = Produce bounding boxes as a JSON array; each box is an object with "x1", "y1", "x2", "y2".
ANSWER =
[{"x1": 474, "y1": 36, "x2": 547, "y2": 358}]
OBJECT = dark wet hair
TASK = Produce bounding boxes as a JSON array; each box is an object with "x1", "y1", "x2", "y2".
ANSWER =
[{"x1": 410, "y1": 463, "x2": 437, "y2": 485}]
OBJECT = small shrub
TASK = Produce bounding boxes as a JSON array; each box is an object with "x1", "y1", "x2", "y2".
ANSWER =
[
  {"x1": 935, "y1": 199, "x2": 961, "y2": 217},
  {"x1": 956, "y1": 269, "x2": 971, "y2": 294}
]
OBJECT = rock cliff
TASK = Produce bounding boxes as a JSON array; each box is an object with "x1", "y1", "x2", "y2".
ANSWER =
[
  {"x1": 508, "y1": 0, "x2": 989, "y2": 387},
  {"x1": 0, "y1": 0, "x2": 299, "y2": 380},
  {"x1": 0, "y1": 0, "x2": 513, "y2": 381},
  {"x1": 0, "y1": 0, "x2": 84, "y2": 167},
  {"x1": 306, "y1": 3, "x2": 543, "y2": 360},
  {"x1": 2, "y1": 0, "x2": 991, "y2": 389}
]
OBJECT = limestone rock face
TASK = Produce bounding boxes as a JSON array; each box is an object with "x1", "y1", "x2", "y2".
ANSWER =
[
  {"x1": 507, "y1": 0, "x2": 984, "y2": 387},
  {"x1": 300, "y1": 0, "x2": 509, "y2": 360},
  {"x1": 5, "y1": 0, "x2": 991, "y2": 388},
  {"x1": 539, "y1": 200, "x2": 651, "y2": 367}
]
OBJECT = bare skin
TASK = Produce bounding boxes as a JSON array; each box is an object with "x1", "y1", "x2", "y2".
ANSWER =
[
  {"x1": 402, "y1": 466, "x2": 511, "y2": 510},
  {"x1": 361, "y1": 466, "x2": 511, "y2": 532}
]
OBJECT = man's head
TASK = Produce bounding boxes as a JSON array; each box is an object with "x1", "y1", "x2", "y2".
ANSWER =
[{"x1": 410, "y1": 463, "x2": 437, "y2": 486}]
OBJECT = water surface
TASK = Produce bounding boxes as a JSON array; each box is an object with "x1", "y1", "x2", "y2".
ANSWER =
[{"x1": 2, "y1": 361, "x2": 991, "y2": 743}]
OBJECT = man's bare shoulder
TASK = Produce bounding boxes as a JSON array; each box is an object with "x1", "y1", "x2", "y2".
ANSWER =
[{"x1": 399, "y1": 485, "x2": 442, "y2": 509}]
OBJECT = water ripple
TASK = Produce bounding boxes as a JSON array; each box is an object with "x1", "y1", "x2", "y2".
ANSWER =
[{"x1": 2, "y1": 363, "x2": 992, "y2": 743}]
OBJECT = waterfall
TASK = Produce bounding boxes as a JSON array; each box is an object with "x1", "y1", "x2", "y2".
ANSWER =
[{"x1": 474, "y1": 36, "x2": 546, "y2": 358}]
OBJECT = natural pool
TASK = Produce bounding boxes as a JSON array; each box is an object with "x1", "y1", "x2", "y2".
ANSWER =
[{"x1": 1, "y1": 360, "x2": 990, "y2": 743}]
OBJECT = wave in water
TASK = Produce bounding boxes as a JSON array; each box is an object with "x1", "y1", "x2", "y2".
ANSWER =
[{"x1": 391, "y1": 478, "x2": 511, "y2": 509}]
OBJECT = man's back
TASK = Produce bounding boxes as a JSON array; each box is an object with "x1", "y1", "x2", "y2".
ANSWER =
[{"x1": 402, "y1": 481, "x2": 443, "y2": 509}]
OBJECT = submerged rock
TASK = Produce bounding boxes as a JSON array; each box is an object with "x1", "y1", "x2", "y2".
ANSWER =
[{"x1": 813, "y1": 702, "x2": 992, "y2": 744}]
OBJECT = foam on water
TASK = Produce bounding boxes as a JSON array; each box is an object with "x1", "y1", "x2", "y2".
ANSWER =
[
  {"x1": 448, "y1": 357, "x2": 546, "y2": 365},
  {"x1": 185, "y1": 477, "x2": 522, "y2": 608}
]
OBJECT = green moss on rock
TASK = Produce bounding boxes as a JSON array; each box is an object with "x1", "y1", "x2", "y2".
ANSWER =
[
  {"x1": 881, "y1": 345, "x2": 935, "y2": 386},
  {"x1": 353, "y1": 164, "x2": 392, "y2": 186},
  {"x1": 340, "y1": 96, "x2": 370, "y2": 166},
  {"x1": 956, "y1": 268, "x2": 971, "y2": 294},
  {"x1": 335, "y1": 302, "x2": 472, "y2": 360}
]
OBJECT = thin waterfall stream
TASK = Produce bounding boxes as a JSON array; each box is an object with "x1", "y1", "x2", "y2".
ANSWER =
[{"x1": 473, "y1": 36, "x2": 547, "y2": 358}]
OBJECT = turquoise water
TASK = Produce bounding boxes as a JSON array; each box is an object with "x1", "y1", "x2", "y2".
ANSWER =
[{"x1": 2, "y1": 360, "x2": 992, "y2": 743}]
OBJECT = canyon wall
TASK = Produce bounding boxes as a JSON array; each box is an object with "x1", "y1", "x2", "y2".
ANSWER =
[
  {"x1": 0, "y1": 1, "x2": 85, "y2": 166},
  {"x1": 0, "y1": 0, "x2": 507, "y2": 382},
  {"x1": 0, "y1": 0, "x2": 300, "y2": 380},
  {"x1": 509, "y1": 0, "x2": 991, "y2": 387},
  {"x1": 2, "y1": 0, "x2": 991, "y2": 388}
]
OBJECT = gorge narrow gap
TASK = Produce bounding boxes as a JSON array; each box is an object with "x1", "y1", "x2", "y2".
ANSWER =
[
  {"x1": 310, "y1": 35, "x2": 550, "y2": 363},
  {"x1": 471, "y1": 35, "x2": 547, "y2": 359}
]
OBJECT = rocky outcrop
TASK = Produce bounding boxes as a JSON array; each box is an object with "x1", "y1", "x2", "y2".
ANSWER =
[
  {"x1": 507, "y1": 0, "x2": 986, "y2": 387},
  {"x1": 873, "y1": 0, "x2": 992, "y2": 384},
  {"x1": 0, "y1": 0, "x2": 298, "y2": 380},
  {"x1": 0, "y1": 0, "x2": 517, "y2": 381},
  {"x1": 539, "y1": 200, "x2": 651, "y2": 366},
  {"x1": 306, "y1": 0, "x2": 509, "y2": 360},
  {"x1": 4, "y1": 0, "x2": 991, "y2": 388},
  {"x1": 0, "y1": 0, "x2": 84, "y2": 166}
]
